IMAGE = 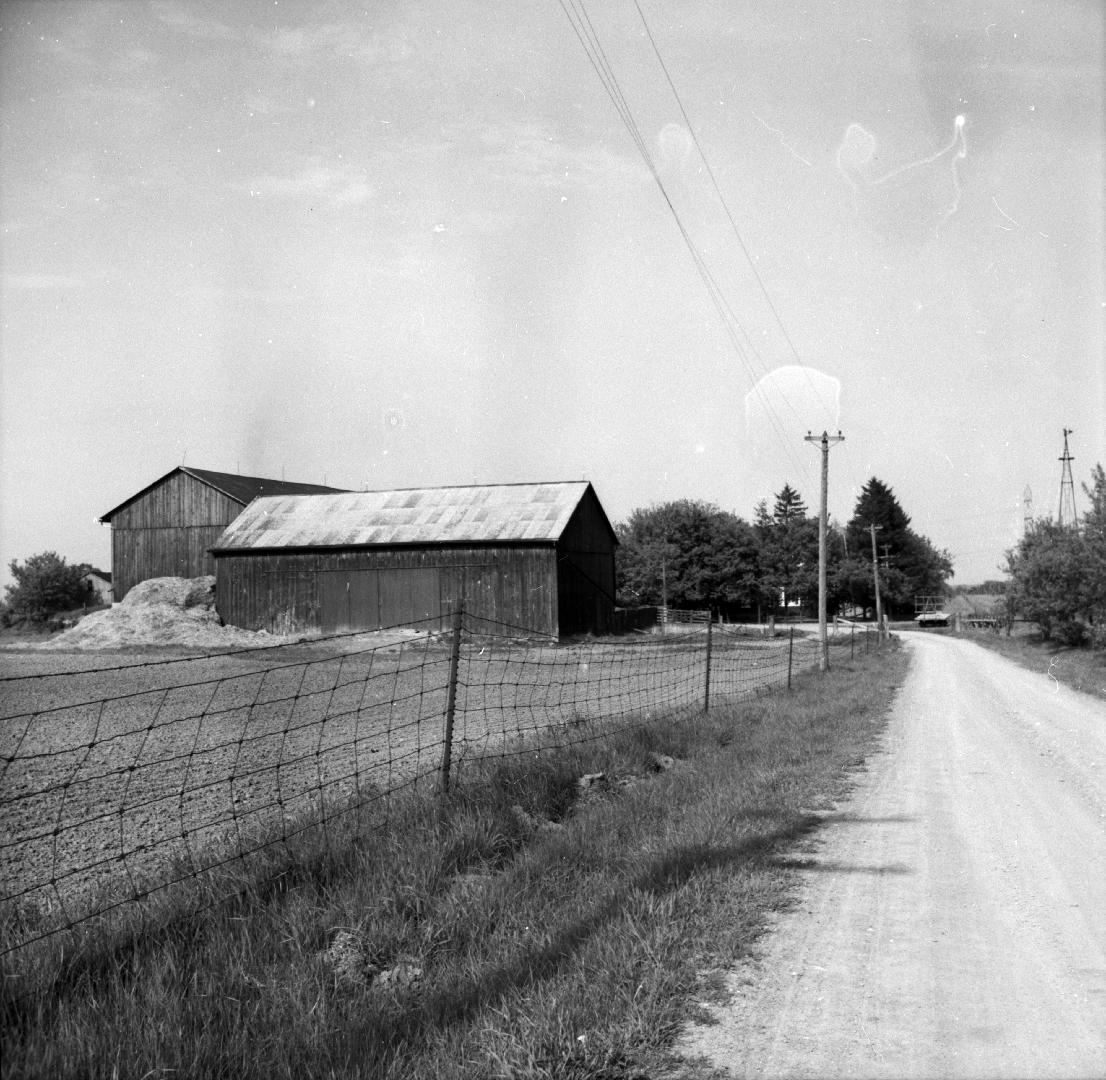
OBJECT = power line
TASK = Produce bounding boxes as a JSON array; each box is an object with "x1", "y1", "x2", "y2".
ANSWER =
[
  {"x1": 631, "y1": 0, "x2": 838, "y2": 426},
  {"x1": 631, "y1": 6, "x2": 807, "y2": 366},
  {"x1": 556, "y1": 0, "x2": 814, "y2": 486}
]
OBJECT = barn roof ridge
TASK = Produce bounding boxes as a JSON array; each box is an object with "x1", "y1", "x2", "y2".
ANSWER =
[{"x1": 343, "y1": 479, "x2": 592, "y2": 493}]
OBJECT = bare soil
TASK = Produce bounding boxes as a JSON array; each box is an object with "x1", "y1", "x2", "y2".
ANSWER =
[{"x1": 677, "y1": 632, "x2": 1106, "y2": 1079}]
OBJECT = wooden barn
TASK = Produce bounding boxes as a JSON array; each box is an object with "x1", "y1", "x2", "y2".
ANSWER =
[
  {"x1": 210, "y1": 482, "x2": 618, "y2": 639},
  {"x1": 100, "y1": 467, "x2": 345, "y2": 602}
]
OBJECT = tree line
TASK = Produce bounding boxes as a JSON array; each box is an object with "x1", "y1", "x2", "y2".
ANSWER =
[
  {"x1": 616, "y1": 477, "x2": 952, "y2": 622},
  {"x1": 1005, "y1": 463, "x2": 1106, "y2": 647}
]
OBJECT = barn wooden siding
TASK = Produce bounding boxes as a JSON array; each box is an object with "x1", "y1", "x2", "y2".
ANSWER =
[
  {"x1": 108, "y1": 472, "x2": 244, "y2": 600},
  {"x1": 214, "y1": 545, "x2": 562, "y2": 638}
]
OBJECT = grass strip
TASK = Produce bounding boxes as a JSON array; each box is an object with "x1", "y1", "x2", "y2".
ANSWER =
[
  {"x1": 951, "y1": 628, "x2": 1106, "y2": 698},
  {"x1": 3, "y1": 642, "x2": 907, "y2": 1080}
]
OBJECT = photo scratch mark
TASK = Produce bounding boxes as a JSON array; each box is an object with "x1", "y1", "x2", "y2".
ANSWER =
[
  {"x1": 836, "y1": 114, "x2": 967, "y2": 221},
  {"x1": 992, "y1": 196, "x2": 1020, "y2": 228},
  {"x1": 751, "y1": 112, "x2": 813, "y2": 168}
]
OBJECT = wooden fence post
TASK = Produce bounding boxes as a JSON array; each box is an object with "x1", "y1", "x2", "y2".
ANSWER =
[
  {"x1": 440, "y1": 606, "x2": 463, "y2": 795},
  {"x1": 787, "y1": 626, "x2": 794, "y2": 690},
  {"x1": 704, "y1": 616, "x2": 713, "y2": 712}
]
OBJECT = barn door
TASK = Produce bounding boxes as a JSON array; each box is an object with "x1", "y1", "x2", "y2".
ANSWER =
[{"x1": 321, "y1": 569, "x2": 439, "y2": 633}]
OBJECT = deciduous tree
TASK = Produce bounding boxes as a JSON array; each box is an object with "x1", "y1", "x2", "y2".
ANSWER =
[
  {"x1": 5, "y1": 552, "x2": 94, "y2": 623},
  {"x1": 1007, "y1": 463, "x2": 1106, "y2": 647},
  {"x1": 615, "y1": 500, "x2": 760, "y2": 613},
  {"x1": 1005, "y1": 521, "x2": 1088, "y2": 643}
]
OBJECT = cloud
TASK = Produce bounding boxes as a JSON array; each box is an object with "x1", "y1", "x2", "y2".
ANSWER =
[
  {"x1": 115, "y1": 46, "x2": 162, "y2": 72},
  {"x1": 252, "y1": 20, "x2": 413, "y2": 66},
  {"x1": 470, "y1": 121, "x2": 648, "y2": 191},
  {"x1": 150, "y1": 3, "x2": 414, "y2": 69},
  {"x1": 178, "y1": 284, "x2": 300, "y2": 305},
  {"x1": 3, "y1": 273, "x2": 86, "y2": 290},
  {"x1": 149, "y1": 1, "x2": 241, "y2": 42},
  {"x1": 32, "y1": 7, "x2": 165, "y2": 71},
  {"x1": 242, "y1": 161, "x2": 374, "y2": 209},
  {"x1": 331, "y1": 182, "x2": 373, "y2": 208}
]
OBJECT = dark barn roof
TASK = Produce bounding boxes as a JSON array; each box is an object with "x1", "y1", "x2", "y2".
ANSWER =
[
  {"x1": 99, "y1": 466, "x2": 346, "y2": 523},
  {"x1": 211, "y1": 481, "x2": 617, "y2": 552}
]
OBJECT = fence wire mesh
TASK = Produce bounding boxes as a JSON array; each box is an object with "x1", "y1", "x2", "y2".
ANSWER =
[{"x1": 0, "y1": 615, "x2": 870, "y2": 961}]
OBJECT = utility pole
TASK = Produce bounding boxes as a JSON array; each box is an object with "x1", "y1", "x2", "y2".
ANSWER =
[
  {"x1": 805, "y1": 430, "x2": 845, "y2": 671},
  {"x1": 869, "y1": 524, "x2": 884, "y2": 640},
  {"x1": 1058, "y1": 428, "x2": 1077, "y2": 528}
]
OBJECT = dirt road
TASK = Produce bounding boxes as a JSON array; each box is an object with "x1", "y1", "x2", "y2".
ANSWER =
[{"x1": 679, "y1": 633, "x2": 1106, "y2": 1079}]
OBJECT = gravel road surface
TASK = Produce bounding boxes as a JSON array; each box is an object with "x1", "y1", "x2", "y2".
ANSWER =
[{"x1": 679, "y1": 633, "x2": 1106, "y2": 1079}]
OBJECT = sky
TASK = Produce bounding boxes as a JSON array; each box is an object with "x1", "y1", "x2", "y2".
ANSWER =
[{"x1": 1, "y1": 0, "x2": 1103, "y2": 591}]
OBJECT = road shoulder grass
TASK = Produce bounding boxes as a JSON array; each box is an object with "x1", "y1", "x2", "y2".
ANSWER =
[
  {"x1": 4, "y1": 642, "x2": 908, "y2": 1080},
  {"x1": 952, "y1": 628, "x2": 1106, "y2": 700}
]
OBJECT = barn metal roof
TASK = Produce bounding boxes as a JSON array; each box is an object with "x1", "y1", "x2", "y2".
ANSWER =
[
  {"x1": 210, "y1": 482, "x2": 608, "y2": 550},
  {"x1": 99, "y1": 467, "x2": 346, "y2": 522}
]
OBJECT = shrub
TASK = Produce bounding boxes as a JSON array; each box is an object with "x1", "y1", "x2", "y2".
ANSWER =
[{"x1": 1053, "y1": 618, "x2": 1089, "y2": 647}]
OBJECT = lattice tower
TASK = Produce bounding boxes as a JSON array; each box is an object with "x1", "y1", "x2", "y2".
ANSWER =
[{"x1": 1058, "y1": 429, "x2": 1078, "y2": 528}]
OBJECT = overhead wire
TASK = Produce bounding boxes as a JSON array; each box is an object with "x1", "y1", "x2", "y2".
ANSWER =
[
  {"x1": 631, "y1": 4, "x2": 804, "y2": 367},
  {"x1": 630, "y1": 0, "x2": 839, "y2": 441},
  {"x1": 556, "y1": 0, "x2": 815, "y2": 487},
  {"x1": 559, "y1": 0, "x2": 785, "y2": 394}
]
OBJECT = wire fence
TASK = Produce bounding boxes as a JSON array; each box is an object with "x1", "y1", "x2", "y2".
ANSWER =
[{"x1": 0, "y1": 612, "x2": 878, "y2": 963}]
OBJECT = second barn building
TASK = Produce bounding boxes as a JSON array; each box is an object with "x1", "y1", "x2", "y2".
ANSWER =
[{"x1": 210, "y1": 481, "x2": 617, "y2": 639}]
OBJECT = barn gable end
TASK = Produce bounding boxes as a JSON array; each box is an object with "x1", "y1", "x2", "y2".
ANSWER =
[
  {"x1": 100, "y1": 467, "x2": 345, "y2": 601},
  {"x1": 556, "y1": 484, "x2": 618, "y2": 635}
]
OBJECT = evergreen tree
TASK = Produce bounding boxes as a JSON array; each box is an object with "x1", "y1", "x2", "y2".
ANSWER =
[
  {"x1": 756, "y1": 485, "x2": 819, "y2": 614},
  {"x1": 844, "y1": 477, "x2": 911, "y2": 556},
  {"x1": 841, "y1": 478, "x2": 952, "y2": 619},
  {"x1": 772, "y1": 483, "x2": 808, "y2": 525}
]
